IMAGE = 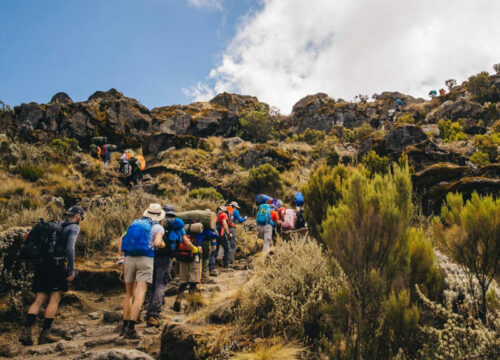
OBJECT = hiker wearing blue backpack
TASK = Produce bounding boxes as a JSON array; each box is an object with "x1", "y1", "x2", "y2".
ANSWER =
[
  {"x1": 227, "y1": 201, "x2": 246, "y2": 263},
  {"x1": 116, "y1": 203, "x2": 166, "y2": 340},
  {"x1": 257, "y1": 199, "x2": 279, "y2": 252}
]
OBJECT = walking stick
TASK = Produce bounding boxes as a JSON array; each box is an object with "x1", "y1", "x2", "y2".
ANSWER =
[
  {"x1": 198, "y1": 251, "x2": 202, "y2": 290},
  {"x1": 243, "y1": 223, "x2": 248, "y2": 270}
]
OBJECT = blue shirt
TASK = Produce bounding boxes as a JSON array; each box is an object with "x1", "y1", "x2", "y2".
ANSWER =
[{"x1": 232, "y1": 209, "x2": 246, "y2": 224}]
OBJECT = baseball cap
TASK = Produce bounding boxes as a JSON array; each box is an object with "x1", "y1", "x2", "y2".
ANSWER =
[
  {"x1": 64, "y1": 205, "x2": 85, "y2": 218},
  {"x1": 163, "y1": 204, "x2": 176, "y2": 217}
]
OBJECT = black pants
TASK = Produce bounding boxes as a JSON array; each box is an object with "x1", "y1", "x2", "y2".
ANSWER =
[
  {"x1": 146, "y1": 256, "x2": 172, "y2": 319},
  {"x1": 209, "y1": 235, "x2": 229, "y2": 270}
]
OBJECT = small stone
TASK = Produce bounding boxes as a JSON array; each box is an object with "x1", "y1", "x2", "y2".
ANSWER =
[
  {"x1": 137, "y1": 336, "x2": 153, "y2": 352},
  {"x1": 77, "y1": 321, "x2": 85, "y2": 326},
  {"x1": 143, "y1": 327, "x2": 160, "y2": 335},
  {"x1": 29, "y1": 344, "x2": 57, "y2": 355},
  {"x1": 103, "y1": 311, "x2": 122, "y2": 323},
  {"x1": 208, "y1": 285, "x2": 222, "y2": 293},
  {"x1": 87, "y1": 312, "x2": 102, "y2": 320},
  {"x1": 56, "y1": 341, "x2": 79, "y2": 353}
]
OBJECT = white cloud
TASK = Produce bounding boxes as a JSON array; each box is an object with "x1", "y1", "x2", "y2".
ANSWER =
[
  {"x1": 188, "y1": 0, "x2": 500, "y2": 113},
  {"x1": 182, "y1": 82, "x2": 216, "y2": 101},
  {"x1": 187, "y1": 0, "x2": 223, "y2": 10}
]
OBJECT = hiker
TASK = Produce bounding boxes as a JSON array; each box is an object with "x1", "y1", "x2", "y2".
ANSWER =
[
  {"x1": 171, "y1": 218, "x2": 202, "y2": 312},
  {"x1": 256, "y1": 200, "x2": 278, "y2": 253},
  {"x1": 116, "y1": 204, "x2": 166, "y2": 339},
  {"x1": 209, "y1": 206, "x2": 231, "y2": 275},
  {"x1": 439, "y1": 88, "x2": 446, "y2": 96},
  {"x1": 195, "y1": 227, "x2": 218, "y2": 281},
  {"x1": 101, "y1": 144, "x2": 113, "y2": 168},
  {"x1": 119, "y1": 150, "x2": 132, "y2": 175},
  {"x1": 19, "y1": 206, "x2": 84, "y2": 346},
  {"x1": 227, "y1": 201, "x2": 246, "y2": 263},
  {"x1": 395, "y1": 98, "x2": 403, "y2": 111},
  {"x1": 144, "y1": 205, "x2": 177, "y2": 328}
]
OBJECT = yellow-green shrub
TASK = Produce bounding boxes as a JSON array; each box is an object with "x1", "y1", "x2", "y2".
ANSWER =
[
  {"x1": 18, "y1": 162, "x2": 45, "y2": 182},
  {"x1": 188, "y1": 187, "x2": 223, "y2": 201},
  {"x1": 361, "y1": 150, "x2": 390, "y2": 176},
  {"x1": 295, "y1": 128, "x2": 326, "y2": 145},
  {"x1": 470, "y1": 151, "x2": 490, "y2": 165},
  {"x1": 247, "y1": 164, "x2": 283, "y2": 195},
  {"x1": 473, "y1": 132, "x2": 500, "y2": 162},
  {"x1": 438, "y1": 119, "x2": 467, "y2": 142}
]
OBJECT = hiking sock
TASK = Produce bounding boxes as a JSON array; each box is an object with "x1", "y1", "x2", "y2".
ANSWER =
[
  {"x1": 178, "y1": 283, "x2": 187, "y2": 293},
  {"x1": 189, "y1": 283, "x2": 197, "y2": 291},
  {"x1": 25, "y1": 313, "x2": 36, "y2": 327},
  {"x1": 42, "y1": 318, "x2": 54, "y2": 330},
  {"x1": 127, "y1": 320, "x2": 136, "y2": 331},
  {"x1": 123, "y1": 320, "x2": 129, "y2": 329}
]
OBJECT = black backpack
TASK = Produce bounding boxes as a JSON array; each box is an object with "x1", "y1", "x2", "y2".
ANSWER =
[
  {"x1": 295, "y1": 209, "x2": 306, "y2": 229},
  {"x1": 21, "y1": 219, "x2": 67, "y2": 262}
]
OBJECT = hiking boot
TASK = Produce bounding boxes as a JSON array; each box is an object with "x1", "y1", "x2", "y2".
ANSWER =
[
  {"x1": 123, "y1": 328, "x2": 142, "y2": 340},
  {"x1": 146, "y1": 317, "x2": 160, "y2": 328},
  {"x1": 113, "y1": 323, "x2": 126, "y2": 337},
  {"x1": 173, "y1": 301, "x2": 181, "y2": 312},
  {"x1": 209, "y1": 270, "x2": 218, "y2": 277},
  {"x1": 19, "y1": 326, "x2": 33, "y2": 346},
  {"x1": 38, "y1": 329, "x2": 61, "y2": 344}
]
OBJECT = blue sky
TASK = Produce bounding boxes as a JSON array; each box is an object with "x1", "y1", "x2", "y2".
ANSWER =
[
  {"x1": 0, "y1": 0, "x2": 255, "y2": 108},
  {"x1": 2, "y1": 1, "x2": 499, "y2": 113}
]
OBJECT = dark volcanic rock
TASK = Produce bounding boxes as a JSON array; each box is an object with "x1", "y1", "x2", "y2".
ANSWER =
[
  {"x1": 239, "y1": 144, "x2": 294, "y2": 171},
  {"x1": 160, "y1": 323, "x2": 197, "y2": 360},
  {"x1": 422, "y1": 177, "x2": 500, "y2": 215},
  {"x1": 425, "y1": 98, "x2": 484, "y2": 123},
  {"x1": 412, "y1": 163, "x2": 470, "y2": 190},
  {"x1": 50, "y1": 92, "x2": 73, "y2": 104},
  {"x1": 404, "y1": 140, "x2": 467, "y2": 172}
]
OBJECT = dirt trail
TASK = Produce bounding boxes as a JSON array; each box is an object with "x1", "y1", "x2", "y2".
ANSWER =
[{"x1": 0, "y1": 257, "x2": 253, "y2": 360}]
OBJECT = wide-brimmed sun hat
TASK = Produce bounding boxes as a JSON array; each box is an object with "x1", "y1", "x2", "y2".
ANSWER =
[
  {"x1": 143, "y1": 203, "x2": 165, "y2": 221},
  {"x1": 229, "y1": 201, "x2": 240, "y2": 209}
]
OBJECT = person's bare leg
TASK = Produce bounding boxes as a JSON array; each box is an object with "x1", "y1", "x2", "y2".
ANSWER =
[
  {"x1": 129, "y1": 282, "x2": 148, "y2": 321},
  {"x1": 123, "y1": 282, "x2": 135, "y2": 320},
  {"x1": 44, "y1": 292, "x2": 61, "y2": 318},
  {"x1": 28, "y1": 293, "x2": 48, "y2": 315}
]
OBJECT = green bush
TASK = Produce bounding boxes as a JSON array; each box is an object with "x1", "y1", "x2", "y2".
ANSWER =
[
  {"x1": 473, "y1": 132, "x2": 500, "y2": 162},
  {"x1": 329, "y1": 125, "x2": 355, "y2": 143},
  {"x1": 18, "y1": 162, "x2": 45, "y2": 182},
  {"x1": 470, "y1": 151, "x2": 490, "y2": 165},
  {"x1": 49, "y1": 138, "x2": 79, "y2": 155},
  {"x1": 467, "y1": 71, "x2": 499, "y2": 103},
  {"x1": 247, "y1": 164, "x2": 283, "y2": 195},
  {"x1": 237, "y1": 238, "x2": 347, "y2": 343},
  {"x1": 238, "y1": 106, "x2": 276, "y2": 143},
  {"x1": 433, "y1": 192, "x2": 500, "y2": 323},
  {"x1": 437, "y1": 119, "x2": 467, "y2": 142},
  {"x1": 320, "y1": 164, "x2": 445, "y2": 359},
  {"x1": 325, "y1": 149, "x2": 340, "y2": 168},
  {"x1": 188, "y1": 187, "x2": 223, "y2": 201},
  {"x1": 353, "y1": 123, "x2": 374, "y2": 142},
  {"x1": 301, "y1": 164, "x2": 353, "y2": 239},
  {"x1": 396, "y1": 113, "x2": 416, "y2": 124},
  {"x1": 362, "y1": 150, "x2": 390, "y2": 176},
  {"x1": 296, "y1": 128, "x2": 326, "y2": 145}
]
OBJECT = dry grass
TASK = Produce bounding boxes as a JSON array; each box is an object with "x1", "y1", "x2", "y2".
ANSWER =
[{"x1": 232, "y1": 340, "x2": 305, "y2": 360}]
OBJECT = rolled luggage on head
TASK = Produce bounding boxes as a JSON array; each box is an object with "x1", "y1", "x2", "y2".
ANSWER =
[
  {"x1": 256, "y1": 194, "x2": 272, "y2": 205},
  {"x1": 91, "y1": 136, "x2": 107, "y2": 146},
  {"x1": 184, "y1": 222, "x2": 204, "y2": 234},
  {"x1": 177, "y1": 209, "x2": 217, "y2": 230}
]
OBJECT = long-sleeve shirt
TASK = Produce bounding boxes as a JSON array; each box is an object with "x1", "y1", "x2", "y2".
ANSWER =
[
  {"x1": 232, "y1": 209, "x2": 246, "y2": 224},
  {"x1": 60, "y1": 221, "x2": 80, "y2": 277}
]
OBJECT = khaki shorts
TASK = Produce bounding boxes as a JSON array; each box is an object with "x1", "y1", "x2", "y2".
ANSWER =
[
  {"x1": 179, "y1": 261, "x2": 199, "y2": 284},
  {"x1": 124, "y1": 256, "x2": 154, "y2": 284}
]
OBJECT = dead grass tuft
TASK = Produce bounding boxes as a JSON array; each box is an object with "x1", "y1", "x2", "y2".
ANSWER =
[{"x1": 232, "y1": 340, "x2": 305, "y2": 360}]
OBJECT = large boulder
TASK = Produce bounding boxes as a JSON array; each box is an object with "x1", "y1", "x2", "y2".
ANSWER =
[
  {"x1": 358, "y1": 124, "x2": 428, "y2": 161},
  {"x1": 425, "y1": 98, "x2": 484, "y2": 123},
  {"x1": 160, "y1": 323, "x2": 198, "y2": 360},
  {"x1": 412, "y1": 163, "x2": 470, "y2": 190},
  {"x1": 239, "y1": 144, "x2": 294, "y2": 171},
  {"x1": 291, "y1": 93, "x2": 366, "y2": 132},
  {"x1": 404, "y1": 140, "x2": 467, "y2": 172},
  {"x1": 422, "y1": 177, "x2": 500, "y2": 215},
  {"x1": 151, "y1": 93, "x2": 268, "y2": 138}
]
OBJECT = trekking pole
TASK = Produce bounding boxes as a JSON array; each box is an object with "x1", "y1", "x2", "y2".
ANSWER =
[
  {"x1": 198, "y1": 251, "x2": 202, "y2": 290},
  {"x1": 243, "y1": 223, "x2": 248, "y2": 270}
]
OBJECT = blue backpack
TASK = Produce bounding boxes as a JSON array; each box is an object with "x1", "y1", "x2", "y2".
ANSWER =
[
  {"x1": 256, "y1": 204, "x2": 272, "y2": 225},
  {"x1": 256, "y1": 194, "x2": 272, "y2": 205},
  {"x1": 121, "y1": 218, "x2": 153, "y2": 255}
]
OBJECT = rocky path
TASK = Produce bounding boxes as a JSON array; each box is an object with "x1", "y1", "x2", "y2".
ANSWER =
[{"x1": 0, "y1": 257, "x2": 253, "y2": 360}]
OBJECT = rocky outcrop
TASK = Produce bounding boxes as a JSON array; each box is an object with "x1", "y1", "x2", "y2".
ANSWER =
[
  {"x1": 358, "y1": 124, "x2": 428, "y2": 161},
  {"x1": 425, "y1": 98, "x2": 485, "y2": 123},
  {"x1": 151, "y1": 93, "x2": 267, "y2": 139},
  {"x1": 77, "y1": 349, "x2": 154, "y2": 360},
  {"x1": 290, "y1": 93, "x2": 366, "y2": 132},
  {"x1": 5, "y1": 89, "x2": 152, "y2": 148},
  {"x1": 404, "y1": 140, "x2": 467, "y2": 172},
  {"x1": 239, "y1": 144, "x2": 294, "y2": 171},
  {"x1": 160, "y1": 323, "x2": 198, "y2": 360}
]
